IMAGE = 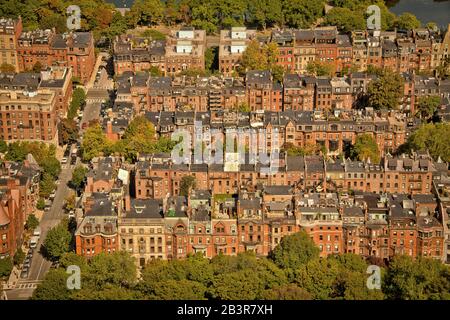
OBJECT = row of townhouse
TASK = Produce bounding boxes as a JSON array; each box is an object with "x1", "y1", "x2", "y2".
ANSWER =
[
  {"x1": 114, "y1": 27, "x2": 205, "y2": 77},
  {"x1": 116, "y1": 69, "x2": 450, "y2": 116},
  {"x1": 113, "y1": 25, "x2": 450, "y2": 78},
  {"x1": 104, "y1": 107, "x2": 407, "y2": 158},
  {"x1": 0, "y1": 67, "x2": 73, "y2": 143},
  {"x1": 75, "y1": 156, "x2": 448, "y2": 265},
  {"x1": 0, "y1": 154, "x2": 40, "y2": 259},
  {"x1": 0, "y1": 17, "x2": 95, "y2": 84},
  {"x1": 132, "y1": 151, "x2": 446, "y2": 198}
]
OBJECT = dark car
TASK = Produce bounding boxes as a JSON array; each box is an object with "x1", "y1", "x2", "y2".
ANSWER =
[{"x1": 20, "y1": 268, "x2": 29, "y2": 279}]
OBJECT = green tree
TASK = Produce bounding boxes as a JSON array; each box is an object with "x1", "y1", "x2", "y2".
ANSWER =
[
  {"x1": 5, "y1": 142, "x2": 27, "y2": 162},
  {"x1": 70, "y1": 165, "x2": 87, "y2": 190},
  {"x1": 210, "y1": 268, "x2": 266, "y2": 300},
  {"x1": 82, "y1": 124, "x2": 109, "y2": 161},
  {"x1": 306, "y1": 61, "x2": 334, "y2": 77},
  {"x1": 0, "y1": 140, "x2": 7, "y2": 153},
  {"x1": 26, "y1": 214, "x2": 39, "y2": 231},
  {"x1": 151, "y1": 279, "x2": 207, "y2": 300},
  {"x1": 416, "y1": 96, "x2": 441, "y2": 120},
  {"x1": 43, "y1": 219, "x2": 72, "y2": 261},
  {"x1": 205, "y1": 47, "x2": 218, "y2": 74},
  {"x1": 39, "y1": 172, "x2": 56, "y2": 198},
  {"x1": 32, "y1": 268, "x2": 72, "y2": 300},
  {"x1": 58, "y1": 118, "x2": 79, "y2": 146},
  {"x1": 367, "y1": 69, "x2": 403, "y2": 110},
  {"x1": 270, "y1": 231, "x2": 320, "y2": 270},
  {"x1": 41, "y1": 156, "x2": 61, "y2": 178},
  {"x1": 36, "y1": 198, "x2": 46, "y2": 210},
  {"x1": 261, "y1": 284, "x2": 313, "y2": 300},
  {"x1": 239, "y1": 39, "x2": 267, "y2": 73},
  {"x1": 180, "y1": 175, "x2": 196, "y2": 197},
  {"x1": 351, "y1": 133, "x2": 380, "y2": 163},
  {"x1": 282, "y1": 0, "x2": 325, "y2": 28},
  {"x1": 247, "y1": 0, "x2": 283, "y2": 29},
  {"x1": 83, "y1": 252, "x2": 137, "y2": 290},
  {"x1": 0, "y1": 62, "x2": 15, "y2": 73},
  {"x1": 395, "y1": 12, "x2": 421, "y2": 30},
  {"x1": 383, "y1": 255, "x2": 450, "y2": 300},
  {"x1": 0, "y1": 257, "x2": 12, "y2": 277},
  {"x1": 68, "y1": 88, "x2": 86, "y2": 120},
  {"x1": 13, "y1": 248, "x2": 25, "y2": 266},
  {"x1": 323, "y1": 7, "x2": 365, "y2": 32},
  {"x1": 408, "y1": 123, "x2": 450, "y2": 162},
  {"x1": 32, "y1": 61, "x2": 43, "y2": 73},
  {"x1": 128, "y1": 0, "x2": 165, "y2": 27}
]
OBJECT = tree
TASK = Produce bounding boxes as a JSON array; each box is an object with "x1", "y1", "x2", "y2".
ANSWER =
[
  {"x1": 239, "y1": 39, "x2": 267, "y2": 73},
  {"x1": 58, "y1": 119, "x2": 79, "y2": 146},
  {"x1": 41, "y1": 156, "x2": 61, "y2": 178},
  {"x1": 367, "y1": 69, "x2": 403, "y2": 110},
  {"x1": 117, "y1": 116, "x2": 158, "y2": 161},
  {"x1": 180, "y1": 175, "x2": 196, "y2": 197},
  {"x1": 269, "y1": 231, "x2": 320, "y2": 270},
  {"x1": 148, "y1": 66, "x2": 163, "y2": 77},
  {"x1": 13, "y1": 248, "x2": 25, "y2": 266},
  {"x1": 0, "y1": 257, "x2": 12, "y2": 277},
  {"x1": 408, "y1": 123, "x2": 450, "y2": 162},
  {"x1": 282, "y1": 0, "x2": 325, "y2": 28},
  {"x1": 70, "y1": 165, "x2": 88, "y2": 190},
  {"x1": 210, "y1": 269, "x2": 266, "y2": 300},
  {"x1": 83, "y1": 252, "x2": 137, "y2": 290},
  {"x1": 205, "y1": 47, "x2": 218, "y2": 74},
  {"x1": 261, "y1": 284, "x2": 313, "y2": 300},
  {"x1": 39, "y1": 172, "x2": 56, "y2": 198},
  {"x1": 0, "y1": 140, "x2": 7, "y2": 153},
  {"x1": 151, "y1": 279, "x2": 207, "y2": 300},
  {"x1": 416, "y1": 96, "x2": 441, "y2": 120},
  {"x1": 323, "y1": 7, "x2": 365, "y2": 32},
  {"x1": 82, "y1": 124, "x2": 109, "y2": 161},
  {"x1": 383, "y1": 255, "x2": 450, "y2": 300},
  {"x1": 247, "y1": 0, "x2": 283, "y2": 29},
  {"x1": 64, "y1": 192, "x2": 76, "y2": 211},
  {"x1": 351, "y1": 134, "x2": 380, "y2": 163},
  {"x1": 32, "y1": 61, "x2": 43, "y2": 73},
  {"x1": 43, "y1": 219, "x2": 72, "y2": 261},
  {"x1": 127, "y1": 0, "x2": 165, "y2": 27},
  {"x1": 68, "y1": 88, "x2": 86, "y2": 120},
  {"x1": 26, "y1": 214, "x2": 39, "y2": 231},
  {"x1": 5, "y1": 142, "x2": 27, "y2": 162},
  {"x1": 395, "y1": 12, "x2": 421, "y2": 30},
  {"x1": 36, "y1": 197, "x2": 46, "y2": 210},
  {"x1": 0, "y1": 63, "x2": 15, "y2": 73},
  {"x1": 306, "y1": 61, "x2": 334, "y2": 77},
  {"x1": 32, "y1": 268, "x2": 72, "y2": 300}
]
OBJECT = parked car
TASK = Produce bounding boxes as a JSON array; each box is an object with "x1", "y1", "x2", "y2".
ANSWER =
[
  {"x1": 23, "y1": 258, "x2": 31, "y2": 269},
  {"x1": 21, "y1": 268, "x2": 29, "y2": 279},
  {"x1": 61, "y1": 157, "x2": 68, "y2": 164},
  {"x1": 33, "y1": 226, "x2": 41, "y2": 238},
  {"x1": 29, "y1": 236, "x2": 39, "y2": 249}
]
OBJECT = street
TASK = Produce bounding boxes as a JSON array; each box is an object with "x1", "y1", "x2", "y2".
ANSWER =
[
  {"x1": 2, "y1": 53, "x2": 108, "y2": 300},
  {"x1": 4, "y1": 163, "x2": 75, "y2": 300}
]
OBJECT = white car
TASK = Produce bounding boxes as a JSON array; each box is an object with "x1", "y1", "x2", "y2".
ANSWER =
[{"x1": 61, "y1": 157, "x2": 68, "y2": 164}]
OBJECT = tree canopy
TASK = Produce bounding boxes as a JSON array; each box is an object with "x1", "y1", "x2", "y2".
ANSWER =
[
  {"x1": 367, "y1": 69, "x2": 404, "y2": 110},
  {"x1": 351, "y1": 133, "x2": 381, "y2": 163},
  {"x1": 407, "y1": 123, "x2": 450, "y2": 162}
]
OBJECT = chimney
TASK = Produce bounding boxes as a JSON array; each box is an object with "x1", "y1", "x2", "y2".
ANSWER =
[
  {"x1": 106, "y1": 120, "x2": 113, "y2": 136},
  {"x1": 124, "y1": 194, "x2": 131, "y2": 212}
]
